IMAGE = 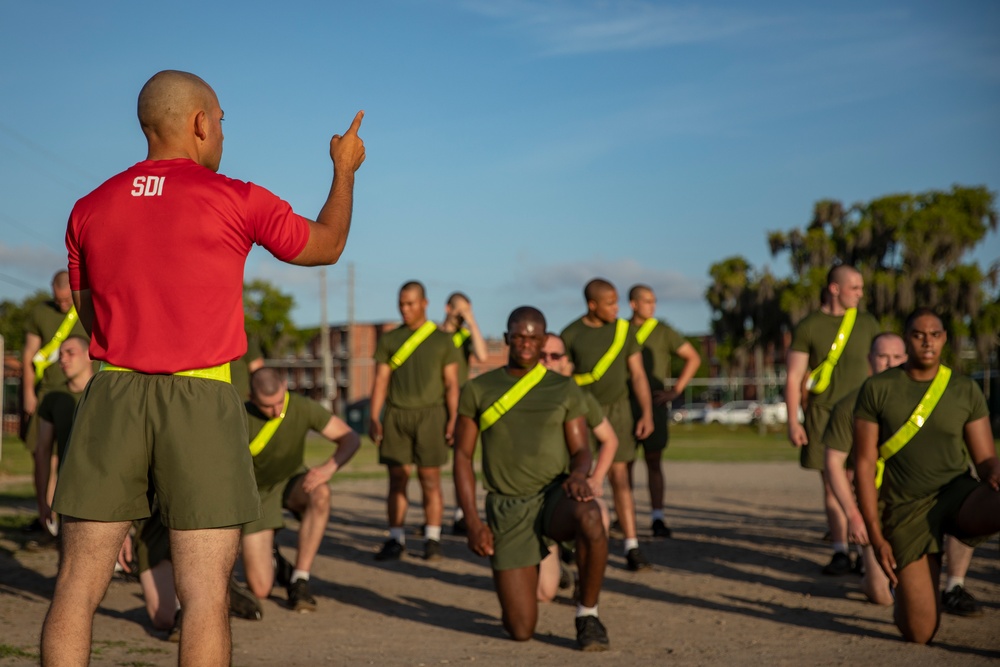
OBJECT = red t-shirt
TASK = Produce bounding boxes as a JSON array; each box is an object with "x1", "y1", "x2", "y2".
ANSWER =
[{"x1": 66, "y1": 158, "x2": 310, "y2": 373}]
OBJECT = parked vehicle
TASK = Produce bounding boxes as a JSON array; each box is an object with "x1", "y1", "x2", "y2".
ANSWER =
[
  {"x1": 671, "y1": 402, "x2": 708, "y2": 424},
  {"x1": 703, "y1": 401, "x2": 760, "y2": 425},
  {"x1": 758, "y1": 400, "x2": 788, "y2": 425}
]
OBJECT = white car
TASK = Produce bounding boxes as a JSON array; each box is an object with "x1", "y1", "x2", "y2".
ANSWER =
[
  {"x1": 702, "y1": 401, "x2": 760, "y2": 425},
  {"x1": 671, "y1": 402, "x2": 708, "y2": 423},
  {"x1": 758, "y1": 400, "x2": 788, "y2": 425}
]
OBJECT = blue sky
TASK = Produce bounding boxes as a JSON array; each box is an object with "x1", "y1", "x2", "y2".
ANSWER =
[{"x1": 1, "y1": 1, "x2": 998, "y2": 338}]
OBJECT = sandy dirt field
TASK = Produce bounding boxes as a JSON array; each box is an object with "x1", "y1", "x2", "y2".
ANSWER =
[{"x1": 2, "y1": 461, "x2": 998, "y2": 666}]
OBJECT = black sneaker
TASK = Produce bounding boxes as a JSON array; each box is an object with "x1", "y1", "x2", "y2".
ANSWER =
[
  {"x1": 821, "y1": 552, "x2": 852, "y2": 576},
  {"x1": 424, "y1": 539, "x2": 443, "y2": 561},
  {"x1": 452, "y1": 517, "x2": 468, "y2": 536},
  {"x1": 167, "y1": 609, "x2": 181, "y2": 643},
  {"x1": 626, "y1": 548, "x2": 652, "y2": 572},
  {"x1": 941, "y1": 585, "x2": 982, "y2": 617},
  {"x1": 375, "y1": 538, "x2": 405, "y2": 561},
  {"x1": 288, "y1": 579, "x2": 317, "y2": 613},
  {"x1": 228, "y1": 577, "x2": 263, "y2": 620},
  {"x1": 651, "y1": 519, "x2": 672, "y2": 538},
  {"x1": 273, "y1": 545, "x2": 293, "y2": 587},
  {"x1": 575, "y1": 615, "x2": 610, "y2": 652}
]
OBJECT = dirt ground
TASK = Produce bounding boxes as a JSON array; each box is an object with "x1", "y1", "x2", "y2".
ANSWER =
[{"x1": 1, "y1": 462, "x2": 998, "y2": 666}]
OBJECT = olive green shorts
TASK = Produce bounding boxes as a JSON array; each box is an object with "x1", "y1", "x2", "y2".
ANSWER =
[
  {"x1": 486, "y1": 478, "x2": 566, "y2": 571},
  {"x1": 632, "y1": 401, "x2": 669, "y2": 453},
  {"x1": 242, "y1": 469, "x2": 307, "y2": 535},
  {"x1": 597, "y1": 396, "x2": 635, "y2": 463},
  {"x1": 801, "y1": 403, "x2": 833, "y2": 470},
  {"x1": 379, "y1": 404, "x2": 449, "y2": 468},
  {"x1": 52, "y1": 370, "x2": 262, "y2": 529},
  {"x1": 882, "y1": 474, "x2": 991, "y2": 571},
  {"x1": 135, "y1": 504, "x2": 171, "y2": 574}
]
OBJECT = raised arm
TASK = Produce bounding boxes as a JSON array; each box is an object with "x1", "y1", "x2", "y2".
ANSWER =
[
  {"x1": 289, "y1": 111, "x2": 366, "y2": 267},
  {"x1": 459, "y1": 304, "x2": 488, "y2": 363}
]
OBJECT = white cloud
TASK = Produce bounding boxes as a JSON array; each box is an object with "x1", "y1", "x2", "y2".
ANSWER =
[{"x1": 458, "y1": 0, "x2": 774, "y2": 56}]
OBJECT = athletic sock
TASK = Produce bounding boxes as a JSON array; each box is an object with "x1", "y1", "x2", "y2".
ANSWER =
[
  {"x1": 389, "y1": 527, "x2": 406, "y2": 545},
  {"x1": 650, "y1": 509, "x2": 665, "y2": 522},
  {"x1": 624, "y1": 538, "x2": 639, "y2": 554},
  {"x1": 425, "y1": 525, "x2": 442, "y2": 541},
  {"x1": 453, "y1": 507, "x2": 465, "y2": 521},
  {"x1": 945, "y1": 576, "x2": 965, "y2": 592},
  {"x1": 832, "y1": 542, "x2": 848, "y2": 555},
  {"x1": 576, "y1": 604, "x2": 598, "y2": 618},
  {"x1": 290, "y1": 570, "x2": 310, "y2": 584}
]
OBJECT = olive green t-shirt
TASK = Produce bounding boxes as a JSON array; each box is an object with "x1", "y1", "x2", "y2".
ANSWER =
[
  {"x1": 855, "y1": 366, "x2": 988, "y2": 507},
  {"x1": 231, "y1": 337, "x2": 264, "y2": 401},
  {"x1": 246, "y1": 392, "x2": 332, "y2": 488},
  {"x1": 790, "y1": 310, "x2": 879, "y2": 408},
  {"x1": 24, "y1": 301, "x2": 89, "y2": 391},
  {"x1": 459, "y1": 367, "x2": 587, "y2": 497},
  {"x1": 634, "y1": 319, "x2": 687, "y2": 392},
  {"x1": 823, "y1": 387, "x2": 861, "y2": 455},
  {"x1": 36, "y1": 384, "x2": 84, "y2": 460},
  {"x1": 451, "y1": 328, "x2": 473, "y2": 386},
  {"x1": 561, "y1": 317, "x2": 639, "y2": 405},
  {"x1": 375, "y1": 324, "x2": 461, "y2": 409}
]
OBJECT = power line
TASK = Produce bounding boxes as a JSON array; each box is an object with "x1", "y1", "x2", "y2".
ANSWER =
[{"x1": 0, "y1": 271, "x2": 42, "y2": 292}]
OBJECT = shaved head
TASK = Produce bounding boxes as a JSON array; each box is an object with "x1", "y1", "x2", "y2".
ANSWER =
[
  {"x1": 507, "y1": 306, "x2": 546, "y2": 332},
  {"x1": 52, "y1": 270, "x2": 70, "y2": 290},
  {"x1": 827, "y1": 264, "x2": 860, "y2": 288},
  {"x1": 584, "y1": 278, "x2": 615, "y2": 303},
  {"x1": 138, "y1": 70, "x2": 216, "y2": 138},
  {"x1": 250, "y1": 367, "x2": 284, "y2": 398}
]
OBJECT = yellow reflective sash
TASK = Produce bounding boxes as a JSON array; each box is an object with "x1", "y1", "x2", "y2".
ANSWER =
[
  {"x1": 574, "y1": 319, "x2": 630, "y2": 386},
  {"x1": 453, "y1": 327, "x2": 471, "y2": 348},
  {"x1": 99, "y1": 361, "x2": 232, "y2": 383},
  {"x1": 32, "y1": 306, "x2": 79, "y2": 380},
  {"x1": 636, "y1": 318, "x2": 658, "y2": 346},
  {"x1": 479, "y1": 363, "x2": 547, "y2": 431},
  {"x1": 874, "y1": 365, "x2": 951, "y2": 489},
  {"x1": 390, "y1": 321, "x2": 438, "y2": 370},
  {"x1": 249, "y1": 391, "x2": 290, "y2": 457},
  {"x1": 806, "y1": 308, "x2": 857, "y2": 395}
]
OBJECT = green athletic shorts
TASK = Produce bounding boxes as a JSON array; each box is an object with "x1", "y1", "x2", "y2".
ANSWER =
[
  {"x1": 379, "y1": 404, "x2": 449, "y2": 467},
  {"x1": 135, "y1": 504, "x2": 171, "y2": 574},
  {"x1": 242, "y1": 469, "x2": 307, "y2": 535},
  {"x1": 801, "y1": 403, "x2": 832, "y2": 470},
  {"x1": 632, "y1": 401, "x2": 669, "y2": 452},
  {"x1": 598, "y1": 396, "x2": 636, "y2": 463},
  {"x1": 52, "y1": 369, "x2": 262, "y2": 529},
  {"x1": 882, "y1": 474, "x2": 991, "y2": 571},
  {"x1": 486, "y1": 478, "x2": 566, "y2": 571}
]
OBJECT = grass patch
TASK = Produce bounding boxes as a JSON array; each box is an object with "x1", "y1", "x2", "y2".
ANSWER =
[
  {"x1": 0, "y1": 514, "x2": 34, "y2": 530},
  {"x1": 665, "y1": 423, "x2": 799, "y2": 462},
  {"x1": 0, "y1": 644, "x2": 37, "y2": 660},
  {"x1": 0, "y1": 434, "x2": 32, "y2": 478}
]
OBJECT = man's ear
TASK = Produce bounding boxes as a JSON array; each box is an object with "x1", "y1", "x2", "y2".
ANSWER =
[{"x1": 193, "y1": 109, "x2": 208, "y2": 141}]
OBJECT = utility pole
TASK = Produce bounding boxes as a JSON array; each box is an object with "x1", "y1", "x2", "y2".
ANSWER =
[{"x1": 319, "y1": 267, "x2": 334, "y2": 411}]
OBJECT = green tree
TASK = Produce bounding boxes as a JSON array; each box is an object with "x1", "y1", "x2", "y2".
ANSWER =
[
  {"x1": 243, "y1": 280, "x2": 298, "y2": 358},
  {"x1": 0, "y1": 290, "x2": 50, "y2": 352},
  {"x1": 708, "y1": 185, "x2": 999, "y2": 373}
]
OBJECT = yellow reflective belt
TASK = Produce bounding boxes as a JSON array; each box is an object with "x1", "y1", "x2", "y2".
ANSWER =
[
  {"x1": 636, "y1": 318, "x2": 658, "y2": 346},
  {"x1": 249, "y1": 391, "x2": 290, "y2": 457},
  {"x1": 99, "y1": 361, "x2": 232, "y2": 383},
  {"x1": 574, "y1": 319, "x2": 629, "y2": 386},
  {"x1": 807, "y1": 308, "x2": 857, "y2": 395},
  {"x1": 874, "y1": 365, "x2": 951, "y2": 489},
  {"x1": 453, "y1": 327, "x2": 471, "y2": 348},
  {"x1": 390, "y1": 321, "x2": 438, "y2": 370},
  {"x1": 479, "y1": 364, "x2": 547, "y2": 431},
  {"x1": 33, "y1": 306, "x2": 79, "y2": 380}
]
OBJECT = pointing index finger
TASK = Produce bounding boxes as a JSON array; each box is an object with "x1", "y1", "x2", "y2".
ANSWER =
[{"x1": 347, "y1": 110, "x2": 364, "y2": 135}]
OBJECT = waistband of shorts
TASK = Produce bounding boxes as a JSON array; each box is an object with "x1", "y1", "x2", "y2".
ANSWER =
[{"x1": 99, "y1": 361, "x2": 232, "y2": 384}]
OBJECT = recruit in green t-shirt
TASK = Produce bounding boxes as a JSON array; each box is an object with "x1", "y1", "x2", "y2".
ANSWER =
[
  {"x1": 245, "y1": 392, "x2": 333, "y2": 488},
  {"x1": 459, "y1": 367, "x2": 587, "y2": 498},
  {"x1": 560, "y1": 317, "x2": 639, "y2": 406},
  {"x1": 24, "y1": 301, "x2": 89, "y2": 391},
  {"x1": 375, "y1": 325, "x2": 461, "y2": 409},
  {"x1": 790, "y1": 310, "x2": 879, "y2": 408}
]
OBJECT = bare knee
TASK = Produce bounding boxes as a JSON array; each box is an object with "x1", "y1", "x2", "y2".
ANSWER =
[
  {"x1": 310, "y1": 483, "x2": 331, "y2": 510},
  {"x1": 503, "y1": 616, "x2": 535, "y2": 642},
  {"x1": 576, "y1": 501, "x2": 607, "y2": 543}
]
